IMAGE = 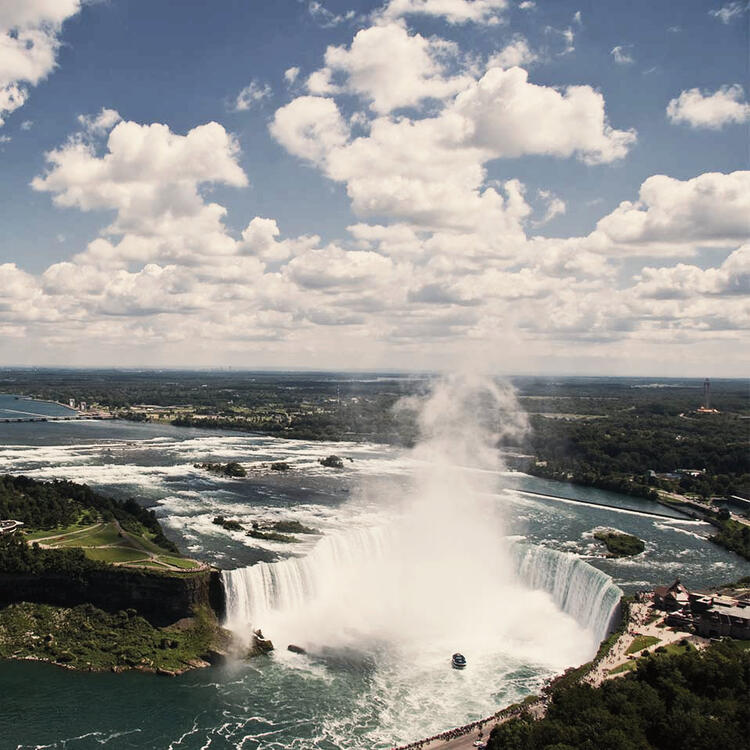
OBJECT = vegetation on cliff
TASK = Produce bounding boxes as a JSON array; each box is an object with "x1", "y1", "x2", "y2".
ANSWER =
[
  {"x1": 488, "y1": 640, "x2": 750, "y2": 750},
  {"x1": 0, "y1": 602, "x2": 229, "y2": 674},
  {"x1": 594, "y1": 530, "x2": 645, "y2": 557}
]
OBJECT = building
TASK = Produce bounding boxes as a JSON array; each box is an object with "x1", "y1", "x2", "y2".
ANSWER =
[
  {"x1": 0, "y1": 520, "x2": 24, "y2": 535},
  {"x1": 654, "y1": 579, "x2": 690, "y2": 611},
  {"x1": 653, "y1": 579, "x2": 750, "y2": 640},
  {"x1": 696, "y1": 602, "x2": 750, "y2": 640}
]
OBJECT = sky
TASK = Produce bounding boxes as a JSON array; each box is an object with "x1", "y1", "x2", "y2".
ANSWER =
[{"x1": 0, "y1": 0, "x2": 748, "y2": 376}]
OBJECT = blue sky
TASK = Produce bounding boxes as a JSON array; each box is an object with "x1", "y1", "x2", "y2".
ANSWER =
[{"x1": 0, "y1": 0, "x2": 748, "y2": 374}]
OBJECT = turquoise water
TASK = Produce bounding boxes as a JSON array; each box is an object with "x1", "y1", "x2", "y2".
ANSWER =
[{"x1": 0, "y1": 419, "x2": 747, "y2": 749}]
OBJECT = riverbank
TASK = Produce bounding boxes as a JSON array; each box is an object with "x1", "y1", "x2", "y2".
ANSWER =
[{"x1": 0, "y1": 601, "x2": 230, "y2": 675}]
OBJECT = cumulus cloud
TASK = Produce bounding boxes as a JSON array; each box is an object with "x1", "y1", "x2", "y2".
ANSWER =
[
  {"x1": 592, "y1": 171, "x2": 750, "y2": 255},
  {"x1": 32, "y1": 118, "x2": 248, "y2": 265},
  {"x1": 667, "y1": 84, "x2": 750, "y2": 129},
  {"x1": 270, "y1": 96, "x2": 350, "y2": 166},
  {"x1": 308, "y1": 23, "x2": 473, "y2": 114},
  {"x1": 488, "y1": 35, "x2": 537, "y2": 68},
  {"x1": 0, "y1": 0, "x2": 82, "y2": 125},
  {"x1": 232, "y1": 80, "x2": 272, "y2": 111},
  {"x1": 452, "y1": 67, "x2": 635, "y2": 164},
  {"x1": 633, "y1": 244, "x2": 750, "y2": 300}
]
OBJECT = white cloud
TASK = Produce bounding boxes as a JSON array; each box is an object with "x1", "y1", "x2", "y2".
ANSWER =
[
  {"x1": 453, "y1": 67, "x2": 635, "y2": 164},
  {"x1": 284, "y1": 66, "x2": 300, "y2": 85},
  {"x1": 610, "y1": 45, "x2": 634, "y2": 65},
  {"x1": 379, "y1": 0, "x2": 508, "y2": 25},
  {"x1": 20, "y1": 119, "x2": 33, "y2": 130},
  {"x1": 32, "y1": 119, "x2": 248, "y2": 265},
  {"x1": 633, "y1": 244, "x2": 750, "y2": 300},
  {"x1": 77, "y1": 107, "x2": 122, "y2": 135},
  {"x1": 518, "y1": 2, "x2": 535, "y2": 10},
  {"x1": 0, "y1": 0, "x2": 82, "y2": 126},
  {"x1": 240, "y1": 217, "x2": 321, "y2": 264},
  {"x1": 534, "y1": 190, "x2": 566, "y2": 225},
  {"x1": 308, "y1": 2, "x2": 355, "y2": 28},
  {"x1": 270, "y1": 96, "x2": 350, "y2": 166},
  {"x1": 232, "y1": 80, "x2": 272, "y2": 111},
  {"x1": 309, "y1": 23, "x2": 473, "y2": 114},
  {"x1": 667, "y1": 84, "x2": 750, "y2": 129},
  {"x1": 709, "y1": 2, "x2": 747, "y2": 23},
  {"x1": 592, "y1": 171, "x2": 750, "y2": 255},
  {"x1": 488, "y1": 35, "x2": 537, "y2": 68}
]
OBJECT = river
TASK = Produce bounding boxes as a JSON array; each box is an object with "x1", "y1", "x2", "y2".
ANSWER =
[{"x1": 0, "y1": 412, "x2": 747, "y2": 749}]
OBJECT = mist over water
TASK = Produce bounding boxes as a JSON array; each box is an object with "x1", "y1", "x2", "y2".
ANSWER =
[{"x1": 224, "y1": 375, "x2": 609, "y2": 699}]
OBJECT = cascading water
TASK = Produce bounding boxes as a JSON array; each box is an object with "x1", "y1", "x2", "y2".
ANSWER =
[
  {"x1": 512, "y1": 543, "x2": 622, "y2": 640},
  {"x1": 220, "y1": 375, "x2": 623, "y2": 745},
  {"x1": 223, "y1": 529, "x2": 622, "y2": 649}
]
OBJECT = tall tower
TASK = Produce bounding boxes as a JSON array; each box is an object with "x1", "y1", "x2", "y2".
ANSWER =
[{"x1": 703, "y1": 378, "x2": 710, "y2": 410}]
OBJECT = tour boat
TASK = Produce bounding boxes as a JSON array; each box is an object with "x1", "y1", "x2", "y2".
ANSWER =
[{"x1": 451, "y1": 653, "x2": 467, "y2": 669}]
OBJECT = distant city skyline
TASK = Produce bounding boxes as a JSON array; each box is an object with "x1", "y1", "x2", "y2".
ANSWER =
[{"x1": 1, "y1": 0, "x2": 748, "y2": 376}]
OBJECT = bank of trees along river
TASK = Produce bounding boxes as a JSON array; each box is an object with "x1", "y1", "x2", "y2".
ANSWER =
[{"x1": 487, "y1": 640, "x2": 750, "y2": 750}]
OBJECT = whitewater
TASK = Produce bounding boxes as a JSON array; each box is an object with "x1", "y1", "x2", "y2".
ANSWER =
[{"x1": 1, "y1": 386, "x2": 747, "y2": 749}]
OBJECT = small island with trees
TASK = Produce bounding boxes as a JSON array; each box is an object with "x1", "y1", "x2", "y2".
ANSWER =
[{"x1": 593, "y1": 529, "x2": 646, "y2": 557}]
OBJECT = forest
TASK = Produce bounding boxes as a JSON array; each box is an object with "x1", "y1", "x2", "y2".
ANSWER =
[
  {"x1": 0, "y1": 474, "x2": 177, "y2": 552},
  {"x1": 488, "y1": 640, "x2": 750, "y2": 750}
]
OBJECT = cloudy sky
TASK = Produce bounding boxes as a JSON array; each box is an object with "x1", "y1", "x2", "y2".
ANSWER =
[{"x1": 1, "y1": 0, "x2": 748, "y2": 375}]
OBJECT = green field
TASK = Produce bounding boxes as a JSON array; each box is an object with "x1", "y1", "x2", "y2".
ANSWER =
[
  {"x1": 83, "y1": 547, "x2": 150, "y2": 563},
  {"x1": 609, "y1": 659, "x2": 637, "y2": 675},
  {"x1": 56, "y1": 523, "x2": 122, "y2": 548},
  {"x1": 159, "y1": 555, "x2": 202, "y2": 570},
  {"x1": 626, "y1": 635, "x2": 660, "y2": 654},
  {"x1": 28, "y1": 521, "x2": 202, "y2": 571}
]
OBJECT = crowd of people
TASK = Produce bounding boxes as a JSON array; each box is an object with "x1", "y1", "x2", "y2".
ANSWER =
[{"x1": 391, "y1": 701, "x2": 538, "y2": 750}]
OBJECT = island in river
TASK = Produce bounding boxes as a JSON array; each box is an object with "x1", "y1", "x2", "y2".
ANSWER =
[{"x1": 0, "y1": 474, "x2": 229, "y2": 674}]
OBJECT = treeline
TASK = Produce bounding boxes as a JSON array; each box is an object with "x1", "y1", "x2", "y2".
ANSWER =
[
  {"x1": 488, "y1": 640, "x2": 750, "y2": 750},
  {"x1": 0, "y1": 533, "x2": 103, "y2": 576},
  {"x1": 172, "y1": 396, "x2": 419, "y2": 445},
  {"x1": 0, "y1": 475, "x2": 177, "y2": 552},
  {"x1": 712, "y1": 519, "x2": 750, "y2": 560},
  {"x1": 524, "y1": 412, "x2": 749, "y2": 500}
]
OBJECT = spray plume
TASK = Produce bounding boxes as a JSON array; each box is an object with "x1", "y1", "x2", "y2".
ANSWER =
[{"x1": 224, "y1": 374, "x2": 608, "y2": 670}]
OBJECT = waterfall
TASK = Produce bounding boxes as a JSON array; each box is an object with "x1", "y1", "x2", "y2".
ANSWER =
[
  {"x1": 222, "y1": 527, "x2": 622, "y2": 646},
  {"x1": 512, "y1": 543, "x2": 622, "y2": 640}
]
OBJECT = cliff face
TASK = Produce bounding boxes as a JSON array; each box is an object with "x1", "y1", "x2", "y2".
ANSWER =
[{"x1": 0, "y1": 568, "x2": 226, "y2": 626}]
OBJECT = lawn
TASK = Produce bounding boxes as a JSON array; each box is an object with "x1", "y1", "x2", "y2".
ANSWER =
[
  {"x1": 609, "y1": 660, "x2": 637, "y2": 675},
  {"x1": 158, "y1": 555, "x2": 201, "y2": 570},
  {"x1": 83, "y1": 547, "x2": 150, "y2": 563},
  {"x1": 626, "y1": 635, "x2": 660, "y2": 655},
  {"x1": 55, "y1": 523, "x2": 122, "y2": 548},
  {"x1": 25, "y1": 522, "x2": 97, "y2": 541}
]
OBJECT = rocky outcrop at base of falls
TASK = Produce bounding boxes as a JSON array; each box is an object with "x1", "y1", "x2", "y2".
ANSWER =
[{"x1": 246, "y1": 629, "x2": 274, "y2": 657}]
